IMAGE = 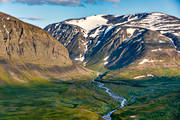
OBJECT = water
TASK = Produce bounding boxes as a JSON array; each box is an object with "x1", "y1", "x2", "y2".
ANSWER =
[
  {"x1": 92, "y1": 75, "x2": 127, "y2": 120},
  {"x1": 102, "y1": 99, "x2": 127, "y2": 120}
]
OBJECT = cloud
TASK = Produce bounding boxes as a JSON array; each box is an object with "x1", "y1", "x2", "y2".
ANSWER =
[
  {"x1": 1, "y1": 0, "x2": 120, "y2": 6},
  {"x1": 0, "y1": 0, "x2": 8, "y2": 2},
  {"x1": 19, "y1": 17, "x2": 46, "y2": 21},
  {"x1": 14, "y1": 0, "x2": 82, "y2": 6},
  {"x1": 105, "y1": 0, "x2": 120, "y2": 2}
]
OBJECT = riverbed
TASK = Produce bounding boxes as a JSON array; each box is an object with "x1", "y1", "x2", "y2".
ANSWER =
[{"x1": 92, "y1": 74, "x2": 127, "y2": 120}]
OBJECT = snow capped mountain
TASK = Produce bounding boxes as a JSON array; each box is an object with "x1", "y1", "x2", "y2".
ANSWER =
[
  {"x1": 65, "y1": 15, "x2": 108, "y2": 37},
  {"x1": 49, "y1": 12, "x2": 180, "y2": 38},
  {"x1": 126, "y1": 13, "x2": 180, "y2": 35},
  {"x1": 44, "y1": 12, "x2": 180, "y2": 70}
]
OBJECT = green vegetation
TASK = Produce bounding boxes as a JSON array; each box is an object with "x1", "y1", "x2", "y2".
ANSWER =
[
  {"x1": 100, "y1": 76, "x2": 180, "y2": 120},
  {"x1": 106, "y1": 68, "x2": 180, "y2": 79},
  {"x1": 0, "y1": 68, "x2": 180, "y2": 120},
  {"x1": 112, "y1": 90, "x2": 180, "y2": 120},
  {"x1": 0, "y1": 80, "x2": 120, "y2": 120}
]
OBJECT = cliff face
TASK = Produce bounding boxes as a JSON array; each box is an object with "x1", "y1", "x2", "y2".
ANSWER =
[
  {"x1": 0, "y1": 12, "x2": 72, "y2": 66},
  {"x1": 0, "y1": 12, "x2": 92, "y2": 84}
]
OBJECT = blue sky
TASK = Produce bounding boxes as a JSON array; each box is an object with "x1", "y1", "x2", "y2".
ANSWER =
[{"x1": 0, "y1": 0, "x2": 180, "y2": 28}]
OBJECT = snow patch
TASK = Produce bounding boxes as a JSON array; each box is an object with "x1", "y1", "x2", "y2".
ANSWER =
[
  {"x1": 147, "y1": 74, "x2": 154, "y2": 77},
  {"x1": 126, "y1": 28, "x2": 136, "y2": 35},
  {"x1": 168, "y1": 38, "x2": 177, "y2": 48},
  {"x1": 65, "y1": 15, "x2": 108, "y2": 37},
  {"x1": 83, "y1": 62, "x2": 87, "y2": 66},
  {"x1": 84, "y1": 41, "x2": 89, "y2": 53},
  {"x1": 89, "y1": 26, "x2": 105, "y2": 38},
  {"x1": 127, "y1": 12, "x2": 180, "y2": 35},
  {"x1": 65, "y1": 40, "x2": 72, "y2": 46},
  {"x1": 173, "y1": 33, "x2": 180, "y2": 36},
  {"x1": 151, "y1": 12, "x2": 165, "y2": 16},
  {"x1": 134, "y1": 75, "x2": 146, "y2": 79},
  {"x1": 104, "y1": 26, "x2": 114, "y2": 35},
  {"x1": 55, "y1": 23, "x2": 59, "y2": 28},
  {"x1": 151, "y1": 48, "x2": 162, "y2": 52},
  {"x1": 74, "y1": 54, "x2": 84, "y2": 61},
  {"x1": 47, "y1": 28, "x2": 51, "y2": 32},
  {"x1": 90, "y1": 29, "x2": 100, "y2": 38},
  {"x1": 103, "y1": 56, "x2": 109, "y2": 65},
  {"x1": 3, "y1": 24, "x2": 9, "y2": 33},
  {"x1": 134, "y1": 74, "x2": 154, "y2": 79},
  {"x1": 94, "y1": 41, "x2": 101, "y2": 47},
  {"x1": 159, "y1": 40, "x2": 166, "y2": 43},
  {"x1": 104, "y1": 56, "x2": 109, "y2": 61},
  {"x1": 104, "y1": 62, "x2": 108, "y2": 65},
  {"x1": 89, "y1": 40, "x2": 92, "y2": 44},
  {"x1": 139, "y1": 59, "x2": 163, "y2": 64},
  {"x1": 139, "y1": 59, "x2": 154, "y2": 65}
]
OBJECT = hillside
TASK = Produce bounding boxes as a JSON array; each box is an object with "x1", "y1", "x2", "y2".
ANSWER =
[{"x1": 0, "y1": 12, "x2": 92, "y2": 84}]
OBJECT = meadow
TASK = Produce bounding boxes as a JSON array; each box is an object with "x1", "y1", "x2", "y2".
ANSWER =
[{"x1": 0, "y1": 76, "x2": 179, "y2": 120}]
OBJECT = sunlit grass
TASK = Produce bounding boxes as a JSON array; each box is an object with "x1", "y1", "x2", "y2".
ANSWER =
[{"x1": 0, "y1": 80, "x2": 119, "y2": 120}]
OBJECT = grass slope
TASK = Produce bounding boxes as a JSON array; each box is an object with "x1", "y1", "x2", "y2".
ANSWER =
[{"x1": 0, "y1": 80, "x2": 120, "y2": 120}]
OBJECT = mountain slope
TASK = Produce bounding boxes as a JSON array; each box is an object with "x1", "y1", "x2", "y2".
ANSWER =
[
  {"x1": 0, "y1": 12, "x2": 92, "y2": 84},
  {"x1": 45, "y1": 12, "x2": 180, "y2": 76}
]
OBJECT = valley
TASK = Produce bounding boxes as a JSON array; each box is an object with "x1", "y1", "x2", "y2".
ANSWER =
[
  {"x1": 0, "y1": 11, "x2": 180, "y2": 120},
  {"x1": 0, "y1": 73, "x2": 180, "y2": 120}
]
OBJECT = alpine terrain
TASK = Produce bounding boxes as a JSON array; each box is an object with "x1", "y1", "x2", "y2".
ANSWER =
[
  {"x1": 0, "y1": 11, "x2": 180, "y2": 120},
  {"x1": 43, "y1": 13, "x2": 180, "y2": 119},
  {"x1": 45, "y1": 12, "x2": 180, "y2": 78}
]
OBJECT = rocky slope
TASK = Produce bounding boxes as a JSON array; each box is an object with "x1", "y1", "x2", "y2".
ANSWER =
[
  {"x1": 45, "y1": 12, "x2": 180, "y2": 77},
  {"x1": 0, "y1": 12, "x2": 72, "y2": 66},
  {"x1": 0, "y1": 12, "x2": 92, "y2": 84}
]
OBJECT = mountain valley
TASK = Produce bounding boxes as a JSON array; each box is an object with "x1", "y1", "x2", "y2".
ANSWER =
[{"x1": 0, "y1": 11, "x2": 180, "y2": 120}]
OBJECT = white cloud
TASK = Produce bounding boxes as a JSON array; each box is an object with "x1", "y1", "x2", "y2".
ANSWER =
[
  {"x1": 0, "y1": 0, "x2": 120, "y2": 6},
  {"x1": 15, "y1": 0, "x2": 82, "y2": 6},
  {"x1": 19, "y1": 17, "x2": 46, "y2": 21},
  {"x1": 105, "y1": 0, "x2": 120, "y2": 2},
  {"x1": 0, "y1": 0, "x2": 8, "y2": 2}
]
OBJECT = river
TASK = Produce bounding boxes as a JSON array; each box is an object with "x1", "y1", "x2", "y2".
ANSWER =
[{"x1": 92, "y1": 73, "x2": 127, "y2": 120}]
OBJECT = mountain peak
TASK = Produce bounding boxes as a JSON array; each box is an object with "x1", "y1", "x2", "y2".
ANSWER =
[
  {"x1": 58, "y1": 12, "x2": 180, "y2": 37},
  {"x1": 64, "y1": 14, "x2": 109, "y2": 36},
  {"x1": 45, "y1": 12, "x2": 180, "y2": 71}
]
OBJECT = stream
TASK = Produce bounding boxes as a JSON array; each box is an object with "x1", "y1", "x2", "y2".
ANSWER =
[{"x1": 92, "y1": 73, "x2": 127, "y2": 120}]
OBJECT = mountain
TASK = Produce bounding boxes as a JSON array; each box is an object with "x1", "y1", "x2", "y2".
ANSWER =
[
  {"x1": 45, "y1": 12, "x2": 180, "y2": 78},
  {"x1": 0, "y1": 12, "x2": 91, "y2": 84},
  {"x1": 0, "y1": 12, "x2": 180, "y2": 120}
]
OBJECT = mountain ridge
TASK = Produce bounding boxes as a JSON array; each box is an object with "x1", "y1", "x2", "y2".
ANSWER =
[{"x1": 45, "y1": 12, "x2": 180, "y2": 78}]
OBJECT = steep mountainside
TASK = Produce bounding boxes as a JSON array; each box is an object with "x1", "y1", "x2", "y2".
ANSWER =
[
  {"x1": 45, "y1": 12, "x2": 180, "y2": 76},
  {"x1": 0, "y1": 12, "x2": 91, "y2": 84},
  {"x1": 0, "y1": 12, "x2": 72, "y2": 66}
]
